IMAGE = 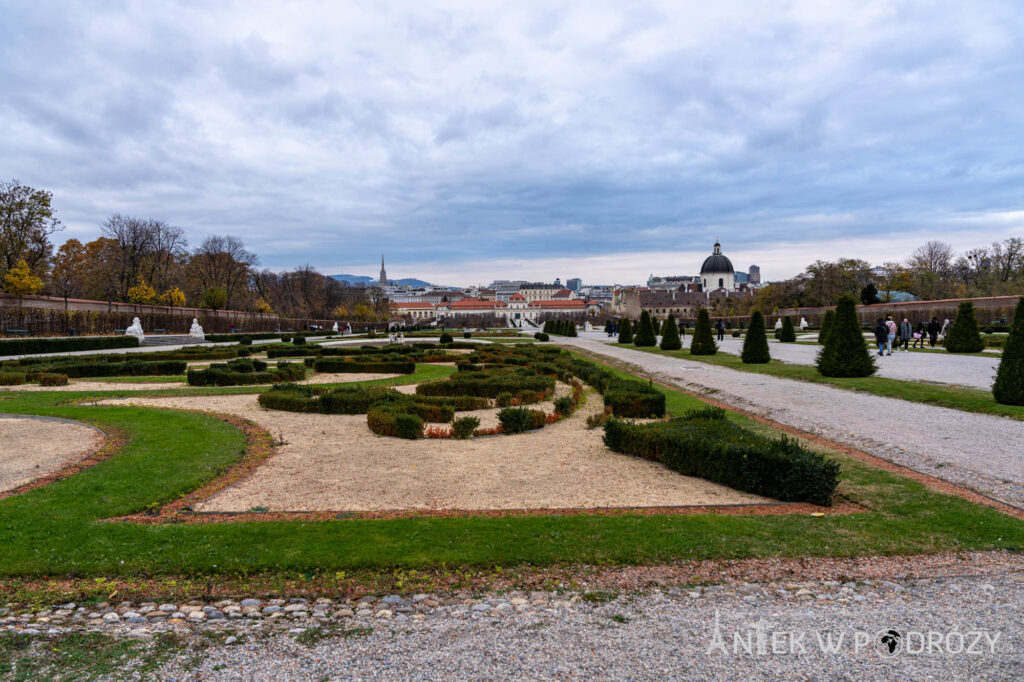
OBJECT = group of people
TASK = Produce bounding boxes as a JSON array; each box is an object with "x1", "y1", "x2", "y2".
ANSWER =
[{"x1": 873, "y1": 315, "x2": 949, "y2": 356}]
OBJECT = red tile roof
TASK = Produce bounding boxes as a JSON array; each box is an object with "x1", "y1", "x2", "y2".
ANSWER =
[
  {"x1": 528, "y1": 299, "x2": 585, "y2": 308},
  {"x1": 393, "y1": 302, "x2": 436, "y2": 309}
]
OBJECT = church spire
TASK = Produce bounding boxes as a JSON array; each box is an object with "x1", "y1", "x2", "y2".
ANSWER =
[{"x1": 379, "y1": 255, "x2": 387, "y2": 286}]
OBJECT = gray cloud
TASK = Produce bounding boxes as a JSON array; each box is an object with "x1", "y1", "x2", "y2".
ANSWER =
[{"x1": 1, "y1": 0, "x2": 1023, "y2": 284}]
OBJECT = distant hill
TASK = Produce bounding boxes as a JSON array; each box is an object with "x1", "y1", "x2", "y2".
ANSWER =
[
  {"x1": 331, "y1": 274, "x2": 375, "y2": 285},
  {"x1": 331, "y1": 275, "x2": 433, "y2": 288}
]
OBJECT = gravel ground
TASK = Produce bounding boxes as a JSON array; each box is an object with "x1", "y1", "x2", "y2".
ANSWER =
[
  {"x1": 92, "y1": 570, "x2": 1024, "y2": 679},
  {"x1": 0, "y1": 414, "x2": 104, "y2": 492},
  {"x1": 5, "y1": 554, "x2": 1021, "y2": 680},
  {"x1": 579, "y1": 331, "x2": 999, "y2": 390},
  {"x1": 559, "y1": 336, "x2": 1024, "y2": 509},
  {"x1": 97, "y1": 386, "x2": 767, "y2": 512},
  {"x1": 715, "y1": 336, "x2": 999, "y2": 390}
]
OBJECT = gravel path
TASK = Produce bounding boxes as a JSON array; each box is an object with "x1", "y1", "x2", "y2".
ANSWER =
[
  {"x1": 5, "y1": 554, "x2": 1021, "y2": 680},
  {"x1": 710, "y1": 336, "x2": 1000, "y2": 390},
  {"x1": 559, "y1": 336, "x2": 1024, "y2": 509},
  {"x1": 152, "y1": 569, "x2": 1022, "y2": 680}
]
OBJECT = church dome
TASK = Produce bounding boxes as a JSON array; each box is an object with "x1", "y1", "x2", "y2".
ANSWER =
[{"x1": 700, "y1": 241, "x2": 734, "y2": 274}]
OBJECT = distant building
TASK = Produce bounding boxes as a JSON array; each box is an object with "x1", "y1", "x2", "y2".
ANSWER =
[
  {"x1": 379, "y1": 255, "x2": 387, "y2": 286},
  {"x1": 566, "y1": 277, "x2": 582, "y2": 292},
  {"x1": 748, "y1": 264, "x2": 761, "y2": 284},
  {"x1": 700, "y1": 241, "x2": 735, "y2": 292}
]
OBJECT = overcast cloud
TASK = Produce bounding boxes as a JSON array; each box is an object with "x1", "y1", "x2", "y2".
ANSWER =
[{"x1": 2, "y1": 0, "x2": 1023, "y2": 285}]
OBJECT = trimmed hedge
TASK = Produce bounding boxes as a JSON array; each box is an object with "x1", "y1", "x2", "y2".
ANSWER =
[
  {"x1": 0, "y1": 372, "x2": 26, "y2": 385},
  {"x1": 38, "y1": 372, "x2": 69, "y2": 386},
  {"x1": 604, "y1": 407, "x2": 840, "y2": 505},
  {"x1": 0, "y1": 335, "x2": 140, "y2": 356},
  {"x1": 50, "y1": 360, "x2": 186, "y2": 379},
  {"x1": 415, "y1": 372, "x2": 554, "y2": 399},
  {"x1": 497, "y1": 407, "x2": 546, "y2": 433},
  {"x1": 313, "y1": 358, "x2": 415, "y2": 374},
  {"x1": 534, "y1": 332, "x2": 549, "y2": 342},
  {"x1": 659, "y1": 314, "x2": 682, "y2": 351},
  {"x1": 187, "y1": 360, "x2": 304, "y2": 386}
]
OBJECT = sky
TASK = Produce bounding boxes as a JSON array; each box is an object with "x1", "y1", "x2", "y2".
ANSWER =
[{"x1": 2, "y1": 0, "x2": 1023, "y2": 287}]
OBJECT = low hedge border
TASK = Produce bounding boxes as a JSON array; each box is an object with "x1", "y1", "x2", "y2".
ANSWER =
[
  {"x1": 603, "y1": 406, "x2": 840, "y2": 505},
  {"x1": 313, "y1": 358, "x2": 416, "y2": 374},
  {"x1": 0, "y1": 335, "x2": 140, "y2": 356},
  {"x1": 187, "y1": 360, "x2": 305, "y2": 386}
]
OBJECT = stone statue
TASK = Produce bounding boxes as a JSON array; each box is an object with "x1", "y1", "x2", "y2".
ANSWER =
[
  {"x1": 345, "y1": 323, "x2": 352, "y2": 335},
  {"x1": 774, "y1": 318, "x2": 783, "y2": 330},
  {"x1": 125, "y1": 317, "x2": 145, "y2": 343},
  {"x1": 189, "y1": 318, "x2": 205, "y2": 340},
  {"x1": 799, "y1": 317, "x2": 808, "y2": 330},
  {"x1": 332, "y1": 321, "x2": 339, "y2": 332}
]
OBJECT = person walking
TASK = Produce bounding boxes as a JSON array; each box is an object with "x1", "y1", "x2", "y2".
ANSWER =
[
  {"x1": 898, "y1": 317, "x2": 913, "y2": 352},
  {"x1": 912, "y1": 321, "x2": 926, "y2": 348},
  {"x1": 715, "y1": 319, "x2": 725, "y2": 341},
  {"x1": 874, "y1": 318, "x2": 888, "y2": 356},
  {"x1": 884, "y1": 315, "x2": 897, "y2": 356},
  {"x1": 927, "y1": 317, "x2": 941, "y2": 347}
]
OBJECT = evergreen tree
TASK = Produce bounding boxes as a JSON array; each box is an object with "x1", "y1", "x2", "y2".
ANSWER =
[
  {"x1": 690, "y1": 308, "x2": 718, "y2": 355},
  {"x1": 816, "y1": 295, "x2": 876, "y2": 377},
  {"x1": 568, "y1": 320, "x2": 578, "y2": 337},
  {"x1": 779, "y1": 316, "x2": 796, "y2": 342},
  {"x1": 945, "y1": 301, "x2": 984, "y2": 353},
  {"x1": 660, "y1": 314, "x2": 682, "y2": 350},
  {"x1": 860, "y1": 283, "x2": 879, "y2": 305},
  {"x1": 819, "y1": 309, "x2": 836, "y2": 345},
  {"x1": 634, "y1": 310, "x2": 657, "y2": 347},
  {"x1": 741, "y1": 311, "x2": 770, "y2": 363},
  {"x1": 543, "y1": 320, "x2": 552, "y2": 334},
  {"x1": 993, "y1": 297, "x2": 1024, "y2": 405},
  {"x1": 617, "y1": 318, "x2": 634, "y2": 344}
]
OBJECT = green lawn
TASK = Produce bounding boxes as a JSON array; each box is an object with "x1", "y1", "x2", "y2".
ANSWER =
[
  {"x1": 0, "y1": 355, "x2": 1020, "y2": 579},
  {"x1": 620, "y1": 343, "x2": 1023, "y2": 420}
]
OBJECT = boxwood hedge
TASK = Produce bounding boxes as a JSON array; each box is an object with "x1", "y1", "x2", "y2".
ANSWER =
[{"x1": 603, "y1": 407, "x2": 840, "y2": 505}]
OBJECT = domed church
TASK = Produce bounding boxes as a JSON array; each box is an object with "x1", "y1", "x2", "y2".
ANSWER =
[{"x1": 700, "y1": 240, "x2": 735, "y2": 291}]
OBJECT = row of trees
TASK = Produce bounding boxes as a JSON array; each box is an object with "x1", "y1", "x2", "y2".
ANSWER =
[
  {"x1": 0, "y1": 180, "x2": 390, "y2": 321},
  {"x1": 712, "y1": 239, "x2": 1024, "y2": 317}
]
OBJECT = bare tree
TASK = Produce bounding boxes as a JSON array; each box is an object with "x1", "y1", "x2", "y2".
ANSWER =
[
  {"x1": 908, "y1": 240, "x2": 955, "y2": 300},
  {"x1": 189, "y1": 235, "x2": 259, "y2": 308}
]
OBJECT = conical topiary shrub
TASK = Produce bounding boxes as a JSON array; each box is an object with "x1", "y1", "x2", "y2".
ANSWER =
[
  {"x1": 660, "y1": 314, "x2": 682, "y2": 350},
  {"x1": 819, "y1": 309, "x2": 835, "y2": 345},
  {"x1": 741, "y1": 311, "x2": 770, "y2": 363},
  {"x1": 945, "y1": 301, "x2": 984, "y2": 353},
  {"x1": 617, "y1": 318, "x2": 634, "y2": 344},
  {"x1": 634, "y1": 310, "x2": 657, "y2": 347},
  {"x1": 568, "y1": 320, "x2": 578, "y2": 337},
  {"x1": 779, "y1": 316, "x2": 796, "y2": 342},
  {"x1": 993, "y1": 297, "x2": 1024, "y2": 405},
  {"x1": 690, "y1": 308, "x2": 717, "y2": 355},
  {"x1": 816, "y1": 295, "x2": 876, "y2": 377},
  {"x1": 543, "y1": 320, "x2": 553, "y2": 334}
]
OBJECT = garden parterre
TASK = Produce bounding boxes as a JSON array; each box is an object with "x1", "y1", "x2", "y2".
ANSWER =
[{"x1": 0, "y1": 342, "x2": 1019, "y2": 581}]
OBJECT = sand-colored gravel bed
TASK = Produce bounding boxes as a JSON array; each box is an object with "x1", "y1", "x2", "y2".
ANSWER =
[
  {"x1": 2, "y1": 380, "x2": 187, "y2": 392},
  {"x1": 97, "y1": 388, "x2": 770, "y2": 512},
  {"x1": 0, "y1": 416, "x2": 104, "y2": 492}
]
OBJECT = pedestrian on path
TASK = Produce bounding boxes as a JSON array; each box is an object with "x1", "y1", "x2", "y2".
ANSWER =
[
  {"x1": 927, "y1": 317, "x2": 941, "y2": 347},
  {"x1": 912, "y1": 322, "x2": 926, "y2": 348},
  {"x1": 898, "y1": 318, "x2": 913, "y2": 352},
  {"x1": 874, "y1": 318, "x2": 888, "y2": 356},
  {"x1": 716, "y1": 319, "x2": 725, "y2": 341},
  {"x1": 884, "y1": 315, "x2": 897, "y2": 355}
]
